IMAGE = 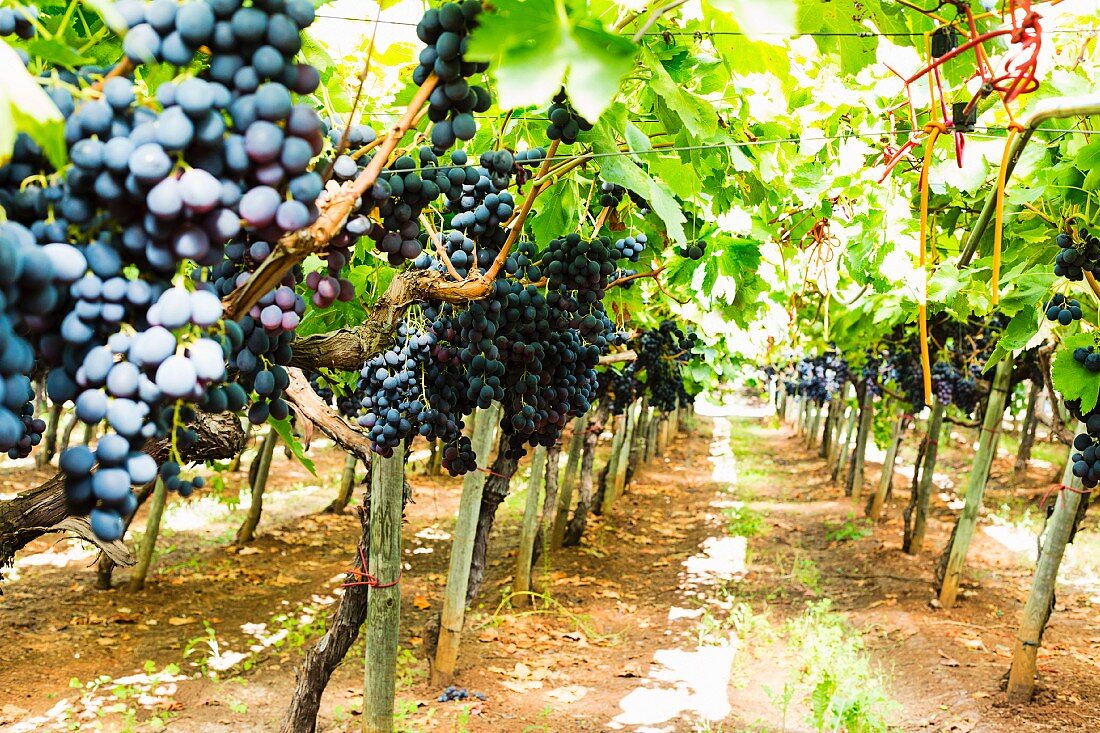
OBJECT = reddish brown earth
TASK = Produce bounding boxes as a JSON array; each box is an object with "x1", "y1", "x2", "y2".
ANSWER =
[{"x1": 0, "y1": 407, "x2": 1098, "y2": 732}]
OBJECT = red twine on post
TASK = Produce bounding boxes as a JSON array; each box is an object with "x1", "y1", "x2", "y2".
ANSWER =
[
  {"x1": 477, "y1": 466, "x2": 512, "y2": 479},
  {"x1": 339, "y1": 543, "x2": 402, "y2": 589},
  {"x1": 1038, "y1": 483, "x2": 1092, "y2": 511}
]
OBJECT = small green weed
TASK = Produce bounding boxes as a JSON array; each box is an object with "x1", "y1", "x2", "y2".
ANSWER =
[
  {"x1": 723, "y1": 503, "x2": 765, "y2": 537},
  {"x1": 791, "y1": 554, "x2": 821, "y2": 593},
  {"x1": 785, "y1": 601, "x2": 897, "y2": 733},
  {"x1": 825, "y1": 513, "x2": 872, "y2": 543}
]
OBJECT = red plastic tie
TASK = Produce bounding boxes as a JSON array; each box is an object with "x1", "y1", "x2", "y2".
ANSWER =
[
  {"x1": 339, "y1": 543, "x2": 402, "y2": 589},
  {"x1": 477, "y1": 466, "x2": 512, "y2": 479},
  {"x1": 1038, "y1": 483, "x2": 1092, "y2": 511}
]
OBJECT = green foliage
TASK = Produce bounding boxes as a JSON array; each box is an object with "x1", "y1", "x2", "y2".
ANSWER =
[
  {"x1": 723, "y1": 502, "x2": 765, "y2": 537},
  {"x1": 0, "y1": 41, "x2": 65, "y2": 168},
  {"x1": 267, "y1": 418, "x2": 317, "y2": 476},
  {"x1": 466, "y1": 0, "x2": 637, "y2": 120},
  {"x1": 825, "y1": 513, "x2": 872, "y2": 543},
  {"x1": 786, "y1": 601, "x2": 898, "y2": 733},
  {"x1": 1051, "y1": 333, "x2": 1100, "y2": 414}
]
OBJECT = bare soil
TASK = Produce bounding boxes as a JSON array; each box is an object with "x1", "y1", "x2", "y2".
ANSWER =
[{"x1": 1, "y1": 406, "x2": 1098, "y2": 732}]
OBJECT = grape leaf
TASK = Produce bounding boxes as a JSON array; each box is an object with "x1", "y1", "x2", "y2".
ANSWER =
[
  {"x1": 268, "y1": 417, "x2": 317, "y2": 476},
  {"x1": 467, "y1": 0, "x2": 636, "y2": 121},
  {"x1": 0, "y1": 42, "x2": 65, "y2": 169},
  {"x1": 1051, "y1": 333, "x2": 1100, "y2": 415},
  {"x1": 81, "y1": 0, "x2": 127, "y2": 33},
  {"x1": 590, "y1": 116, "x2": 686, "y2": 243},
  {"x1": 706, "y1": 0, "x2": 796, "y2": 38}
]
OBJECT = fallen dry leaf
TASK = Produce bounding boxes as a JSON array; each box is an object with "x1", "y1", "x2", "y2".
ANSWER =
[
  {"x1": 412, "y1": 595, "x2": 431, "y2": 610},
  {"x1": 168, "y1": 617, "x2": 196, "y2": 626},
  {"x1": 547, "y1": 685, "x2": 588, "y2": 703}
]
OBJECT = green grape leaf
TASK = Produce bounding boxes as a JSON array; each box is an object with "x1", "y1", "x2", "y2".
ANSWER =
[
  {"x1": 27, "y1": 37, "x2": 93, "y2": 67},
  {"x1": 81, "y1": 0, "x2": 127, "y2": 33},
  {"x1": 1051, "y1": 333, "x2": 1100, "y2": 415},
  {"x1": 706, "y1": 0, "x2": 796, "y2": 38},
  {"x1": 268, "y1": 417, "x2": 317, "y2": 476},
  {"x1": 591, "y1": 118, "x2": 686, "y2": 243},
  {"x1": 0, "y1": 42, "x2": 65, "y2": 169},
  {"x1": 467, "y1": 0, "x2": 636, "y2": 121},
  {"x1": 985, "y1": 310, "x2": 1039, "y2": 368}
]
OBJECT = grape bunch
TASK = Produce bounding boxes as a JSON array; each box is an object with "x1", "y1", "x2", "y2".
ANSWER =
[
  {"x1": 614, "y1": 233, "x2": 647, "y2": 262},
  {"x1": 546, "y1": 92, "x2": 592, "y2": 145},
  {"x1": 437, "y1": 685, "x2": 486, "y2": 703},
  {"x1": 1045, "y1": 294, "x2": 1082, "y2": 325},
  {"x1": 353, "y1": 323, "x2": 436, "y2": 457},
  {"x1": 0, "y1": 3, "x2": 35, "y2": 39},
  {"x1": 0, "y1": 223, "x2": 85, "y2": 458},
  {"x1": 789, "y1": 352, "x2": 850, "y2": 406},
  {"x1": 413, "y1": 0, "x2": 491, "y2": 151},
  {"x1": 1052, "y1": 230, "x2": 1100, "y2": 282},
  {"x1": 624, "y1": 321, "x2": 699, "y2": 412},
  {"x1": 1071, "y1": 433, "x2": 1100, "y2": 489},
  {"x1": 1073, "y1": 344, "x2": 1100, "y2": 373},
  {"x1": 543, "y1": 234, "x2": 621, "y2": 303}
]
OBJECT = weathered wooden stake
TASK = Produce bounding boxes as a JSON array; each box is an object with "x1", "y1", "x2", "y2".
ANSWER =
[
  {"x1": 906, "y1": 399, "x2": 945, "y2": 554},
  {"x1": 363, "y1": 444, "x2": 405, "y2": 733},
  {"x1": 846, "y1": 388, "x2": 875, "y2": 499},
  {"x1": 551, "y1": 411, "x2": 588, "y2": 550},
  {"x1": 235, "y1": 429, "x2": 278, "y2": 544},
  {"x1": 605, "y1": 401, "x2": 638, "y2": 513},
  {"x1": 938, "y1": 357, "x2": 1014, "y2": 608},
  {"x1": 513, "y1": 445, "x2": 547, "y2": 602},
  {"x1": 432, "y1": 402, "x2": 501, "y2": 684},
  {"x1": 1006, "y1": 437, "x2": 1086, "y2": 702},
  {"x1": 868, "y1": 409, "x2": 904, "y2": 520},
  {"x1": 127, "y1": 478, "x2": 168, "y2": 592}
]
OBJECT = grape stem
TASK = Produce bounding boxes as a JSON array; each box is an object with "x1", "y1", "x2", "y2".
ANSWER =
[
  {"x1": 1084, "y1": 272, "x2": 1100, "y2": 301},
  {"x1": 629, "y1": 0, "x2": 689, "y2": 42},
  {"x1": 223, "y1": 74, "x2": 442, "y2": 320},
  {"x1": 608, "y1": 265, "x2": 666, "y2": 289},
  {"x1": 484, "y1": 138, "x2": 562, "y2": 281},
  {"x1": 419, "y1": 214, "x2": 465, "y2": 282},
  {"x1": 90, "y1": 57, "x2": 134, "y2": 94}
]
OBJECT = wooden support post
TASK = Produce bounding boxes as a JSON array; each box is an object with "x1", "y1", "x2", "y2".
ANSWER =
[
  {"x1": 807, "y1": 402, "x2": 823, "y2": 449},
  {"x1": 432, "y1": 403, "x2": 501, "y2": 684},
  {"x1": 868, "y1": 409, "x2": 904, "y2": 520},
  {"x1": 235, "y1": 429, "x2": 277, "y2": 544},
  {"x1": 831, "y1": 403, "x2": 857, "y2": 483},
  {"x1": 628, "y1": 398, "x2": 649, "y2": 481},
  {"x1": 643, "y1": 411, "x2": 659, "y2": 463},
  {"x1": 604, "y1": 402, "x2": 638, "y2": 514},
  {"x1": 1006, "y1": 437, "x2": 1087, "y2": 702},
  {"x1": 821, "y1": 396, "x2": 838, "y2": 460},
  {"x1": 551, "y1": 412, "x2": 588, "y2": 550},
  {"x1": 601, "y1": 413, "x2": 628, "y2": 510},
  {"x1": 906, "y1": 399, "x2": 945, "y2": 554},
  {"x1": 363, "y1": 444, "x2": 405, "y2": 733},
  {"x1": 847, "y1": 388, "x2": 875, "y2": 499},
  {"x1": 326, "y1": 452, "x2": 358, "y2": 513},
  {"x1": 797, "y1": 399, "x2": 807, "y2": 436},
  {"x1": 938, "y1": 357, "x2": 1014, "y2": 608},
  {"x1": 513, "y1": 446, "x2": 547, "y2": 602},
  {"x1": 1015, "y1": 380, "x2": 1040, "y2": 475},
  {"x1": 127, "y1": 478, "x2": 168, "y2": 592}
]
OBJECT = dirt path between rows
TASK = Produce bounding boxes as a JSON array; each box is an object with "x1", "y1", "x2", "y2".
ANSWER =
[{"x1": 2, "y1": 405, "x2": 1098, "y2": 732}]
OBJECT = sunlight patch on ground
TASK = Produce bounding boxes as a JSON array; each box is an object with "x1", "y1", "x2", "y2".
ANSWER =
[
  {"x1": 608, "y1": 639, "x2": 738, "y2": 731},
  {"x1": 609, "y1": 419, "x2": 746, "y2": 730},
  {"x1": 12, "y1": 538, "x2": 98, "y2": 576},
  {"x1": 2, "y1": 665, "x2": 186, "y2": 733},
  {"x1": 683, "y1": 536, "x2": 748, "y2": 585},
  {"x1": 981, "y1": 522, "x2": 1037, "y2": 556}
]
